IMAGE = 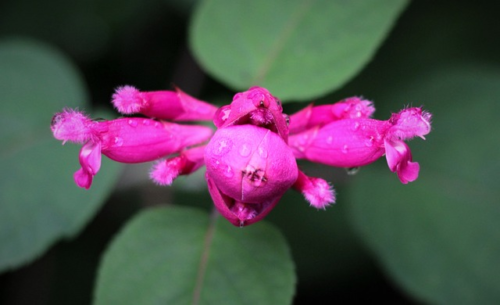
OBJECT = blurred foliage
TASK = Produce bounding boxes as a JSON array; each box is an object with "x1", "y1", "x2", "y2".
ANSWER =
[
  {"x1": 95, "y1": 206, "x2": 295, "y2": 305},
  {"x1": 348, "y1": 66, "x2": 500, "y2": 304},
  {"x1": 190, "y1": 0, "x2": 408, "y2": 101},
  {"x1": 0, "y1": 0, "x2": 499, "y2": 304},
  {"x1": 0, "y1": 40, "x2": 122, "y2": 272}
]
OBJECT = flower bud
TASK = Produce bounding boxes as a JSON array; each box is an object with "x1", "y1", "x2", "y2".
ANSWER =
[
  {"x1": 150, "y1": 146, "x2": 206, "y2": 186},
  {"x1": 51, "y1": 109, "x2": 213, "y2": 189},
  {"x1": 205, "y1": 124, "x2": 298, "y2": 226},
  {"x1": 213, "y1": 86, "x2": 289, "y2": 141},
  {"x1": 288, "y1": 97, "x2": 375, "y2": 134},
  {"x1": 111, "y1": 85, "x2": 218, "y2": 121},
  {"x1": 288, "y1": 107, "x2": 431, "y2": 184}
]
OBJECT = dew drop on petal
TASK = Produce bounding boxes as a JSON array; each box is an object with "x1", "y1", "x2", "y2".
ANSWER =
[
  {"x1": 114, "y1": 137, "x2": 123, "y2": 146},
  {"x1": 326, "y1": 136, "x2": 333, "y2": 144},
  {"x1": 352, "y1": 121, "x2": 360, "y2": 131},
  {"x1": 239, "y1": 143, "x2": 251, "y2": 157},
  {"x1": 258, "y1": 147, "x2": 268, "y2": 159},
  {"x1": 213, "y1": 138, "x2": 232, "y2": 156},
  {"x1": 283, "y1": 114, "x2": 290, "y2": 126},
  {"x1": 212, "y1": 159, "x2": 220, "y2": 169},
  {"x1": 342, "y1": 145, "x2": 349, "y2": 154},
  {"x1": 128, "y1": 119, "x2": 138, "y2": 127},
  {"x1": 142, "y1": 119, "x2": 151, "y2": 126},
  {"x1": 223, "y1": 164, "x2": 234, "y2": 178},
  {"x1": 364, "y1": 136, "x2": 374, "y2": 147},
  {"x1": 346, "y1": 167, "x2": 360, "y2": 175}
]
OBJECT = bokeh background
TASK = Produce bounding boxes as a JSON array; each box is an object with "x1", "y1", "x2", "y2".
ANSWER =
[{"x1": 1, "y1": 0, "x2": 499, "y2": 304}]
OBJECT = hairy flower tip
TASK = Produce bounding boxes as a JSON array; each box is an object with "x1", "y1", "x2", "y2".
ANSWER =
[
  {"x1": 249, "y1": 108, "x2": 274, "y2": 125},
  {"x1": 293, "y1": 171, "x2": 335, "y2": 209},
  {"x1": 341, "y1": 97, "x2": 375, "y2": 118},
  {"x1": 51, "y1": 109, "x2": 93, "y2": 144},
  {"x1": 150, "y1": 158, "x2": 182, "y2": 186},
  {"x1": 230, "y1": 202, "x2": 258, "y2": 222},
  {"x1": 112, "y1": 85, "x2": 144, "y2": 114},
  {"x1": 389, "y1": 107, "x2": 432, "y2": 140}
]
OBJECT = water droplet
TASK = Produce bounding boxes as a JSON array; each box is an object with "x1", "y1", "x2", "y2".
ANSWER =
[
  {"x1": 346, "y1": 167, "x2": 360, "y2": 175},
  {"x1": 51, "y1": 114, "x2": 63, "y2": 127},
  {"x1": 258, "y1": 147, "x2": 268, "y2": 158},
  {"x1": 326, "y1": 136, "x2": 333, "y2": 144},
  {"x1": 283, "y1": 114, "x2": 290, "y2": 126},
  {"x1": 212, "y1": 159, "x2": 220, "y2": 169},
  {"x1": 239, "y1": 144, "x2": 251, "y2": 157},
  {"x1": 221, "y1": 108, "x2": 231, "y2": 121},
  {"x1": 114, "y1": 137, "x2": 123, "y2": 146},
  {"x1": 342, "y1": 145, "x2": 349, "y2": 154},
  {"x1": 352, "y1": 122, "x2": 360, "y2": 131},
  {"x1": 213, "y1": 138, "x2": 232, "y2": 156},
  {"x1": 223, "y1": 164, "x2": 234, "y2": 178},
  {"x1": 128, "y1": 119, "x2": 138, "y2": 127},
  {"x1": 154, "y1": 121, "x2": 160, "y2": 128},
  {"x1": 142, "y1": 119, "x2": 151, "y2": 126},
  {"x1": 364, "y1": 136, "x2": 374, "y2": 147}
]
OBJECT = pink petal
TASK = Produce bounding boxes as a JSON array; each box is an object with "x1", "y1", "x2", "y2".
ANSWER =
[
  {"x1": 79, "y1": 141, "x2": 102, "y2": 175},
  {"x1": 73, "y1": 141, "x2": 102, "y2": 189},
  {"x1": 218, "y1": 87, "x2": 289, "y2": 141},
  {"x1": 384, "y1": 138, "x2": 420, "y2": 184},
  {"x1": 74, "y1": 168, "x2": 93, "y2": 189},
  {"x1": 206, "y1": 173, "x2": 281, "y2": 227}
]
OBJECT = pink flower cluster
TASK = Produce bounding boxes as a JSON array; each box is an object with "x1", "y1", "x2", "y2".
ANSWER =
[{"x1": 51, "y1": 86, "x2": 431, "y2": 226}]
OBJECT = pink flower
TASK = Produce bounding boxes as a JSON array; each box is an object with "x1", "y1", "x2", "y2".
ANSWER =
[
  {"x1": 204, "y1": 125, "x2": 298, "y2": 226},
  {"x1": 51, "y1": 109, "x2": 213, "y2": 189},
  {"x1": 112, "y1": 85, "x2": 218, "y2": 121},
  {"x1": 204, "y1": 87, "x2": 335, "y2": 226},
  {"x1": 288, "y1": 107, "x2": 431, "y2": 184},
  {"x1": 51, "y1": 84, "x2": 432, "y2": 226}
]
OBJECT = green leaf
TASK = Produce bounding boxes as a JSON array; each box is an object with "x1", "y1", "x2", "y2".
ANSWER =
[
  {"x1": 0, "y1": 39, "x2": 122, "y2": 271},
  {"x1": 347, "y1": 65, "x2": 500, "y2": 304},
  {"x1": 94, "y1": 206, "x2": 295, "y2": 305},
  {"x1": 190, "y1": 0, "x2": 408, "y2": 101}
]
